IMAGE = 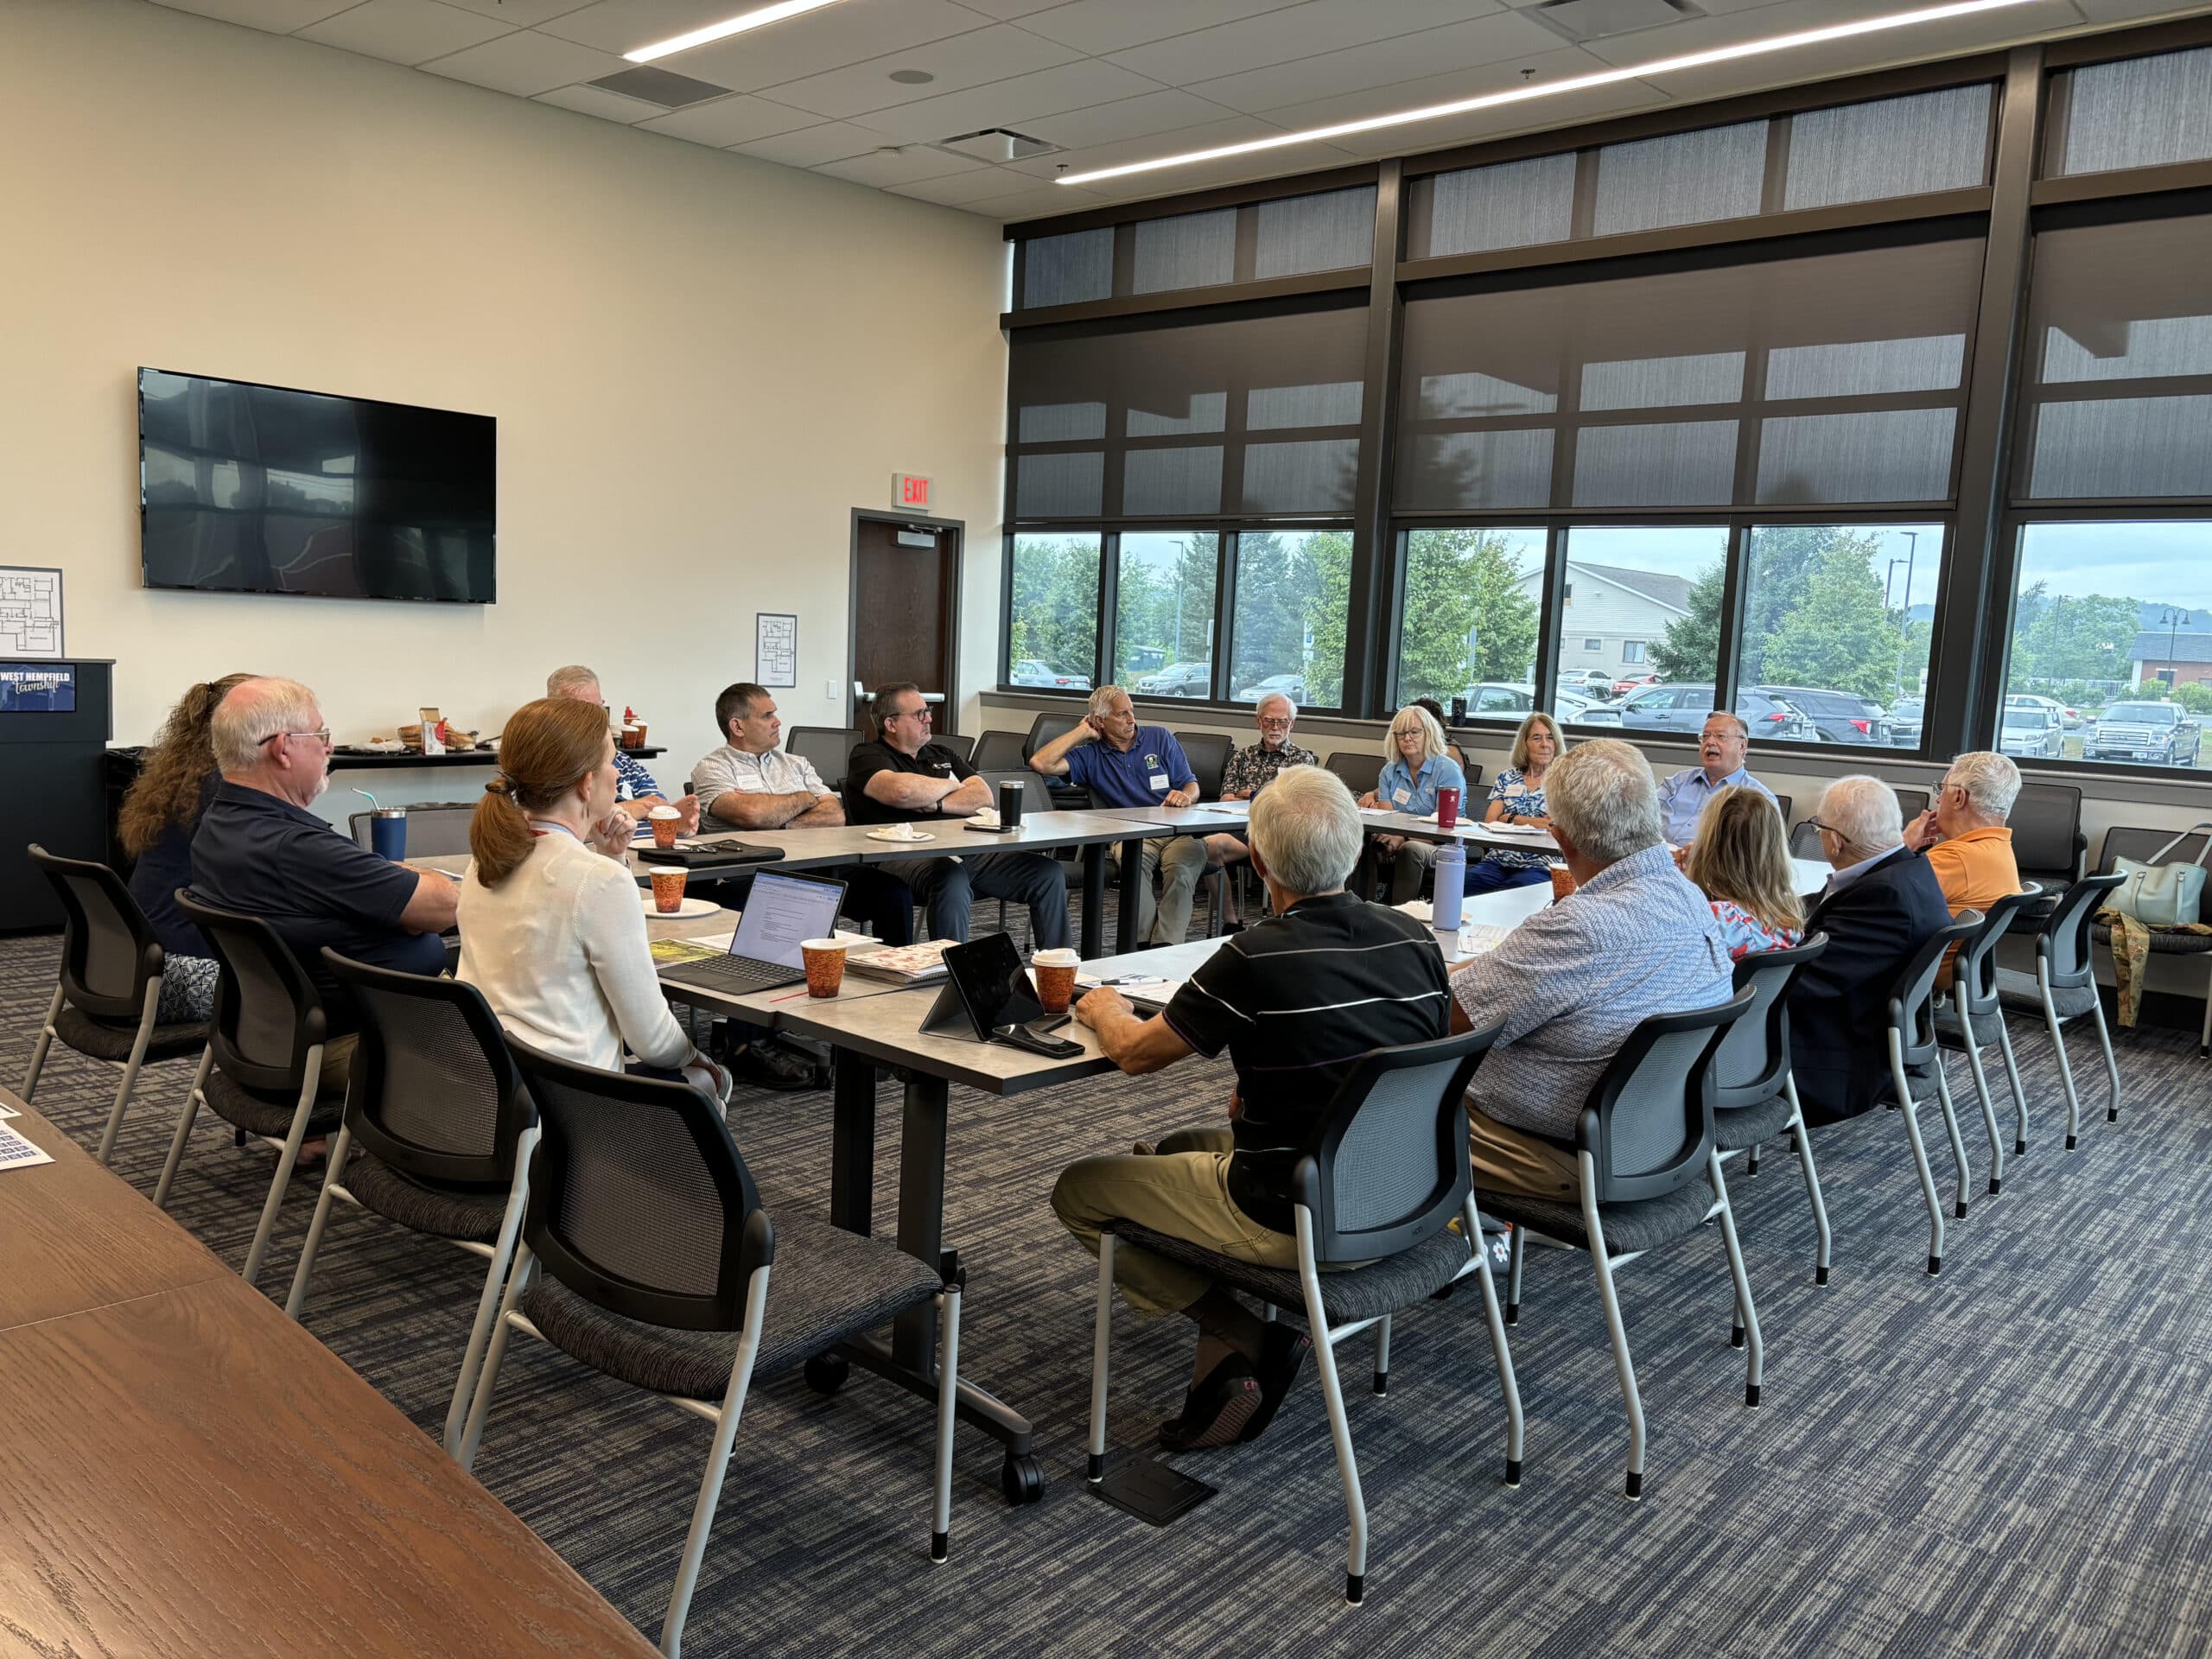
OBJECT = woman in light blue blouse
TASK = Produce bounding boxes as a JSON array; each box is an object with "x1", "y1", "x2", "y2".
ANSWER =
[
  {"x1": 1468, "y1": 712, "x2": 1566, "y2": 899},
  {"x1": 1355, "y1": 704, "x2": 1467, "y2": 902}
]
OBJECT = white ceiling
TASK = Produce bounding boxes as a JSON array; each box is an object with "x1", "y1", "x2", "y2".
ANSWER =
[{"x1": 147, "y1": 0, "x2": 2210, "y2": 221}]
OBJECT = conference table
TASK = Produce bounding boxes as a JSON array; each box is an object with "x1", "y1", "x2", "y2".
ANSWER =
[{"x1": 0, "y1": 1090, "x2": 659, "y2": 1657}]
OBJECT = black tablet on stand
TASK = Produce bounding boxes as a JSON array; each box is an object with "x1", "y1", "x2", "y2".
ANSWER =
[{"x1": 921, "y1": 934, "x2": 1047, "y2": 1039}]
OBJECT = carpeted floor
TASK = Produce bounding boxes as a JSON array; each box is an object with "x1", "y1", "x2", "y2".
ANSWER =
[{"x1": 7, "y1": 920, "x2": 2210, "y2": 1659}]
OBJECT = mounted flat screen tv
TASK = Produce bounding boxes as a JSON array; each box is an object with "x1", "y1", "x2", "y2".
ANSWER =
[{"x1": 139, "y1": 367, "x2": 495, "y2": 603}]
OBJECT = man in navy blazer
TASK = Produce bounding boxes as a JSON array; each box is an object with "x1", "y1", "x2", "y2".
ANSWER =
[{"x1": 1788, "y1": 775, "x2": 1954, "y2": 1126}]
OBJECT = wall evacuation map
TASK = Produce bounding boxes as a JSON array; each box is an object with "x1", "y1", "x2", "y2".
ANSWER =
[{"x1": 0, "y1": 570, "x2": 62, "y2": 658}]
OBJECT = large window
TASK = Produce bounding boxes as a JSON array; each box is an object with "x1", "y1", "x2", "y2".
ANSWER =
[
  {"x1": 1115, "y1": 532, "x2": 1217, "y2": 696},
  {"x1": 1229, "y1": 530, "x2": 1351, "y2": 708},
  {"x1": 1006, "y1": 533, "x2": 1101, "y2": 693},
  {"x1": 1394, "y1": 527, "x2": 1545, "y2": 719},
  {"x1": 1560, "y1": 525, "x2": 1726, "y2": 733},
  {"x1": 2002, "y1": 522, "x2": 2212, "y2": 772}
]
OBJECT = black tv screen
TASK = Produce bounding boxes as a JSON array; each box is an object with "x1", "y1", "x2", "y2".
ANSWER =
[{"x1": 139, "y1": 368, "x2": 495, "y2": 603}]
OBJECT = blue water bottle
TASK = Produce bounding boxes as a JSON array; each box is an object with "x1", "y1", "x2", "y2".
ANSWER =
[
  {"x1": 369, "y1": 808, "x2": 408, "y2": 861},
  {"x1": 1432, "y1": 841, "x2": 1465, "y2": 933}
]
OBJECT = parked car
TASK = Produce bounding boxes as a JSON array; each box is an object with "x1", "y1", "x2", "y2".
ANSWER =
[
  {"x1": 1560, "y1": 670, "x2": 1616, "y2": 699},
  {"x1": 1235, "y1": 672, "x2": 1306, "y2": 703},
  {"x1": 1749, "y1": 684, "x2": 1892, "y2": 745},
  {"x1": 1618, "y1": 684, "x2": 1806, "y2": 740},
  {"x1": 1554, "y1": 687, "x2": 1622, "y2": 726},
  {"x1": 1457, "y1": 682, "x2": 1534, "y2": 718},
  {"x1": 1135, "y1": 661, "x2": 1211, "y2": 697},
  {"x1": 2007, "y1": 692, "x2": 2082, "y2": 729},
  {"x1": 1888, "y1": 696, "x2": 1924, "y2": 745},
  {"x1": 1611, "y1": 672, "x2": 1663, "y2": 697},
  {"x1": 1009, "y1": 658, "x2": 1091, "y2": 692},
  {"x1": 2083, "y1": 700, "x2": 2204, "y2": 766},
  {"x1": 1999, "y1": 705, "x2": 2063, "y2": 760}
]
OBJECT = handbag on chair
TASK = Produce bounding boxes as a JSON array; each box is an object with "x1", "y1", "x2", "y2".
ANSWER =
[{"x1": 2108, "y1": 822, "x2": 2212, "y2": 926}]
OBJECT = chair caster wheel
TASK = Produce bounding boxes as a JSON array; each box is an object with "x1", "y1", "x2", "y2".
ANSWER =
[
  {"x1": 1000, "y1": 1452, "x2": 1046, "y2": 1505},
  {"x1": 804, "y1": 1352, "x2": 849, "y2": 1395}
]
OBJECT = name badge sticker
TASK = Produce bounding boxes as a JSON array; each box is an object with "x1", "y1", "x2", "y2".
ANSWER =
[
  {"x1": 1392, "y1": 787, "x2": 1411, "y2": 805},
  {"x1": 1149, "y1": 773, "x2": 1170, "y2": 791}
]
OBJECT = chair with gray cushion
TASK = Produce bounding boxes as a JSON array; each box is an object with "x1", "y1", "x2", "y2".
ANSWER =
[
  {"x1": 285, "y1": 950, "x2": 538, "y2": 1454},
  {"x1": 2006, "y1": 782, "x2": 2084, "y2": 931},
  {"x1": 1933, "y1": 887, "x2": 2040, "y2": 1194},
  {"x1": 346, "y1": 802, "x2": 476, "y2": 857},
  {"x1": 785, "y1": 726, "x2": 863, "y2": 793},
  {"x1": 21, "y1": 844, "x2": 208, "y2": 1166},
  {"x1": 1879, "y1": 912, "x2": 1983, "y2": 1275},
  {"x1": 1711, "y1": 933, "x2": 1832, "y2": 1295},
  {"x1": 1325, "y1": 751, "x2": 1383, "y2": 798},
  {"x1": 2093, "y1": 828, "x2": 2212, "y2": 1058},
  {"x1": 932, "y1": 732, "x2": 975, "y2": 766},
  {"x1": 1480, "y1": 987, "x2": 1760, "y2": 1498},
  {"x1": 971, "y1": 729, "x2": 1028, "y2": 772},
  {"x1": 460, "y1": 1042, "x2": 961, "y2": 1658},
  {"x1": 160, "y1": 893, "x2": 348, "y2": 1288},
  {"x1": 2002, "y1": 869, "x2": 2126, "y2": 1148},
  {"x1": 1086, "y1": 1023, "x2": 1522, "y2": 1605}
]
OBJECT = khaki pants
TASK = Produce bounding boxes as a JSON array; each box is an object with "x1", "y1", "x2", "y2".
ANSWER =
[
  {"x1": 319, "y1": 1033, "x2": 358, "y2": 1095},
  {"x1": 1468, "y1": 1103, "x2": 1580, "y2": 1200},
  {"x1": 1051, "y1": 1124, "x2": 1296, "y2": 1317},
  {"x1": 1133, "y1": 836, "x2": 1211, "y2": 946}
]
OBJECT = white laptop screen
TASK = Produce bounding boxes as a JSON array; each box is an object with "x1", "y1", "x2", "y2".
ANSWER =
[{"x1": 728, "y1": 871, "x2": 842, "y2": 969}]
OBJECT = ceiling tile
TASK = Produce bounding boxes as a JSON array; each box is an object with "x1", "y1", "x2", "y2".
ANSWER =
[
  {"x1": 754, "y1": 22, "x2": 1084, "y2": 118},
  {"x1": 849, "y1": 57, "x2": 1173, "y2": 142},
  {"x1": 532, "y1": 80, "x2": 668, "y2": 120},
  {"x1": 531, "y1": 0, "x2": 753, "y2": 54},
  {"x1": 294, "y1": 0, "x2": 512, "y2": 65},
  {"x1": 1016, "y1": 87, "x2": 1249, "y2": 149},
  {"x1": 731, "y1": 119, "x2": 891, "y2": 165},
  {"x1": 1578, "y1": 0, "x2": 2085, "y2": 71},
  {"x1": 1001, "y1": 111, "x2": 1296, "y2": 180},
  {"x1": 1325, "y1": 75, "x2": 1664, "y2": 155},
  {"x1": 419, "y1": 29, "x2": 630, "y2": 93},
  {"x1": 145, "y1": 0, "x2": 356, "y2": 29},
  {"x1": 959, "y1": 180, "x2": 1119, "y2": 217},
  {"x1": 1236, "y1": 42, "x2": 1613, "y2": 134},
  {"x1": 431, "y1": 0, "x2": 597, "y2": 24},
  {"x1": 1015, "y1": 0, "x2": 1307, "y2": 57},
  {"x1": 633, "y1": 92, "x2": 820, "y2": 145},
  {"x1": 812, "y1": 146, "x2": 991, "y2": 186},
  {"x1": 885, "y1": 166, "x2": 1045, "y2": 204},
  {"x1": 677, "y1": 0, "x2": 988, "y2": 91},
  {"x1": 1189, "y1": 7, "x2": 1563, "y2": 115},
  {"x1": 2072, "y1": 0, "x2": 2196, "y2": 16},
  {"x1": 1105, "y1": 0, "x2": 1497, "y2": 88},
  {"x1": 949, "y1": 0, "x2": 1074, "y2": 17}
]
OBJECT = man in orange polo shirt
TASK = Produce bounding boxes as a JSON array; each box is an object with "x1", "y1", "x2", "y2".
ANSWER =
[{"x1": 1904, "y1": 751, "x2": 2023, "y2": 986}]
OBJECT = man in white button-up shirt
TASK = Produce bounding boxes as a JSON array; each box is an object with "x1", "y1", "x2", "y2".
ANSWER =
[{"x1": 692, "y1": 682, "x2": 846, "y2": 830}]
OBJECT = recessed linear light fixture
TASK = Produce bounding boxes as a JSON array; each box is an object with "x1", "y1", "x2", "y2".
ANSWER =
[
  {"x1": 1056, "y1": 0, "x2": 2044, "y2": 186},
  {"x1": 626, "y1": 0, "x2": 853, "y2": 65}
]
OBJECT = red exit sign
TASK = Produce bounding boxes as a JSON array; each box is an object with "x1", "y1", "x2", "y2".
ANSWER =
[{"x1": 893, "y1": 473, "x2": 932, "y2": 510}]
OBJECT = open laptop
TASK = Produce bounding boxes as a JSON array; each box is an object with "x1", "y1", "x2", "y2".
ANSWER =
[{"x1": 658, "y1": 868, "x2": 846, "y2": 995}]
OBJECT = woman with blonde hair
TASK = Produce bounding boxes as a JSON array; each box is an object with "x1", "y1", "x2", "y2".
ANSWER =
[
  {"x1": 121, "y1": 671, "x2": 260, "y2": 1020},
  {"x1": 1684, "y1": 783, "x2": 1805, "y2": 959},
  {"x1": 1465, "y1": 711, "x2": 1566, "y2": 898},
  {"x1": 457, "y1": 697, "x2": 728, "y2": 1105},
  {"x1": 1355, "y1": 703, "x2": 1467, "y2": 902}
]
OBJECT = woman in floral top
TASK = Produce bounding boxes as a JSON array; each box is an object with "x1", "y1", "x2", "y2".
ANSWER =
[
  {"x1": 1469, "y1": 713, "x2": 1566, "y2": 897},
  {"x1": 1683, "y1": 784, "x2": 1806, "y2": 959}
]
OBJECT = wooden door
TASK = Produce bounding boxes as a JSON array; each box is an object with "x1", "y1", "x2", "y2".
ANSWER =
[{"x1": 851, "y1": 517, "x2": 957, "y2": 733}]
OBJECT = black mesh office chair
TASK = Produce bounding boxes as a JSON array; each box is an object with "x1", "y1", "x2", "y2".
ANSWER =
[
  {"x1": 21, "y1": 845, "x2": 208, "y2": 1166},
  {"x1": 1933, "y1": 888, "x2": 2040, "y2": 1195},
  {"x1": 1880, "y1": 913, "x2": 1983, "y2": 1275},
  {"x1": 1088, "y1": 1024, "x2": 1522, "y2": 1605},
  {"x1": 2007, "y1": 782, "x2": 2085, "y2": 931},
  {"x1": 1479, "y1": 987, "x2": 1759, "y2": 1498},
  {"x1": 159, "y1": 893, "x2": 348, "y2": 1288},
  {"x1": 1325, "y1": 751, "x2": 1383, "y2": 798},
  {"x1": 932, "y1": 732, "x2": 975, "y2": 766},
  {"x1": 785, "y1": 727, "x2": 863, "y2": 792},
  {"x1": 1894, "y1": 786, "x2": 1930, "y2": 821},
  {"x1": 971, "y1": 729, "x2": 1028, "y2": 772},
  {"x1": 286, "y1": 951, "x2": 538, "y2": 1455},
  {"x1": 1710, "y1": 934, "x2": 1831, "y2": 1292},
  {"x1": 2093, "y1": 827, "x2": 2210, "y2": 1057},
  {"x1": 460, "y1": 1043, "x2": 962, "y2": 1657},
  {"x1": 2002, "y1": 869, "x2": 2127, "y2": 1147},
  {"x1": 1173, "y1": 731, "x2": 1231, "y2": 801},
  {"x1": 1025, "y1": 711, "x2": 1081, "y2": 758},
  {"x1": 346, "y1": 802, "x2": 476, "y2": 856}
]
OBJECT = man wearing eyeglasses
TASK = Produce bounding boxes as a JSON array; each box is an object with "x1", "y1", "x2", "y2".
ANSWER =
[
  {"x1": 1202, "y1": 692, "x2": 1318, "y2": 925},
  {"x1": 844, "y1": 681, "x2": 1073, "y2": 950},
  {"x1": 189, "y1": 677, "x2": 456, "y2": 1090}
]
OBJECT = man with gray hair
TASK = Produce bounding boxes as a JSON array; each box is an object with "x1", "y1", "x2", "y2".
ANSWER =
[
  {"x1": 1904, "y1": 749, "x2": 2024, "y2": 938},
  {"x1": 1052, "y1": 766, "x2": 1449, "y2": 1449},
  {"x1": 1204, "y1": 691, "x2": 1320, "y2": 919},
  {"x1": 545, "y1": 664, "x2": 698, "y2": 835},
  {"x1": 1447, "y1": 739, "x2": 1732, "y2": 1198},
  {"x1": 1657, "y1": 710, "x2": 1780, "y2": 847},
  {"x1": 1786, "y1": 774, "x2": 1952, "y2": 1123}
]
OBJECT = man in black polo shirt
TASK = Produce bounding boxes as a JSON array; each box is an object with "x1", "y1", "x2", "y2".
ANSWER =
[
  {"x1": 190, "y1": 677, "x2": 456, "y2": 1084},
  {"x1": 844, "y1": 682, "x2": 1071, "y2": 950},
  {"x1": 1052, "y1": 766, "x2": 1449, "y2": 1449}
]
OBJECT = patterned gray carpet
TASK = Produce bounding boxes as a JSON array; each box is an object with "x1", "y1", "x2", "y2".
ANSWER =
[{"x1": 7, "y1": 922, "x2": 2209, "y2": 1659}]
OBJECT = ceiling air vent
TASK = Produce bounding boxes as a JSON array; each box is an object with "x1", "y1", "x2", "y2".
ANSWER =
[
  {"x1": 1529, "y1": 0, "x2": 1704, "y2": 43},
  {"x1": 935, "y1": 128, "x2": 1062, "y2": 164},
  {"x1": 586, "y1": 66, "x2": 734, "y2": 108}
]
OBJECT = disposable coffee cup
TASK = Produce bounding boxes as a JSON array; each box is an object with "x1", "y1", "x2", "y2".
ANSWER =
[
  {"x1": 1435, "y1": 785, "x2": 1462, "y2": 830},
  {"x1": 650, "y1": 804, "x2": 681, "y2": 849},
  {"x1": 649, "y1": 864, "x2": 688, "y2": 914},
  {"x1": 801, "y1": 938, "x2": 848, "y2": 998},
  {"x1": 1033, "y1": 947, "x2": 1081, "y2": 1014},
  {"x1": 623, "y1": 721, "x2": 647, "y2": 750},
  {"x1": 1548, "y1": 863, "x2": 1576, "y2": 904},
  {"x1": 998, "y1": 779, "x2": 1025, "y2": 830}
]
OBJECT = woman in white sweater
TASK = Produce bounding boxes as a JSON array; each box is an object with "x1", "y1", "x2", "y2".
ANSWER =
[{"x1": 458, "y1": 696, "x2": 728, "y2": 1105}]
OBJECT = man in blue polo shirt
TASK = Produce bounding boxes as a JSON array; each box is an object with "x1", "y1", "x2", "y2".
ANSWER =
[
  {"x1": 1657, "y1": 710, "x2": 1779, "y2": 848},
  {"x1": 191, "y1": 677, "x2": 456, "y2": 1084},
  {"x1": 1029, "y1": 684, "x2": 1209, "y2": 947}
]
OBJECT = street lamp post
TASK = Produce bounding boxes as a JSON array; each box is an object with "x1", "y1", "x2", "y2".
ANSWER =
[
  {"x1": 1169, "y1": 538, "x2": 1187, "y2": 668},
  {"x1": 2161, "y1": 607, "x2": 2190, "y2": 688},
  {"x1": 1888, "y1": 530, "x2": 1921, "y2": 693}
]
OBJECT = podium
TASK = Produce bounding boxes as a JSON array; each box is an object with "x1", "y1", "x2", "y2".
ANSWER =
[{"x1": 0, "y1": 660, "x2": 113, "y2": 931}]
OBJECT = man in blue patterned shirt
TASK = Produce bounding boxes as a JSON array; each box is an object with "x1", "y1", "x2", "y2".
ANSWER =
[
  {"x1": 1449, "y1": 738, "x2": 1732, "y2": 1198},
  {"x1": 547, "y1": 665, "x2": 698, "y2": 836}
]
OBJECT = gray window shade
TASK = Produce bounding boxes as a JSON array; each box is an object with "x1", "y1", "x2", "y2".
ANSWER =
[
  {"x1": 1410, "y1": 153, "x2": 1576, "y2": 258},
  {"x1": 2018, "y1": 213, "x2": 2212, "y2": 500},
  {"x1": 1016, "y1": 452, "x2": 1103, "y2": 518},
  {"x1": 2050, "y1": 47, "x2": 2212, "y2": 176},
  {"x1": 1243, "y1": 441, "x2": 1358, "y2": 513},
  {"x1": 1134, "y1": 208, "x2": 1236, "y2": 295},
  {"x1": 1783, "y1": 84, "x2": 1991, "y2": 210},
  {"x1": 1128, "y1": 391, "x2": 1225, "y2": 437},
  {"x1": 1022, "y1": 229, "x2": 1113, "y2": 308},
  {"x1": 1254, "y1": 187, "x2": 1376, "y2": 277},
  {"x1": 1397, "y1": 236, "x2": 1981, "y2": 512},
  {"x1": 1249, "y1": 380, "x2": 1362, "y2": 429},
  {"x1": 1018, "y1": 402, "x2": 1107, "y2": 443},
  {"x1": 1592, "y1": 121, "x2": 1768, "y2": 236},
  {"x1": 1124, "y1": 448, "x2": 1225, "y2": 517}
]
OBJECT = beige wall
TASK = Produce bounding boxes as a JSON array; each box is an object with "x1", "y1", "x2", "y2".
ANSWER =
[{"x1": 0, "y1": 0, "x2": 1007, "y2": 815}]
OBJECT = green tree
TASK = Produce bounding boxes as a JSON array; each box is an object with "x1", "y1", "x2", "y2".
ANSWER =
[
  {"x1": 1007, "y1": 536, "x2": 1103, "y2": 682},
  {"x1": 1759, "y1": 544, "x2": 1898, "y2": 698},
  {"x1": 2012, "y1": 592, "x2": 2139, "y2": 685},
  {"x1": 2172, "y1": 680, "x2": 2212, "y2": 715},
  {"x1": 1651, "y1": 563, "x2": 1725, "y2": 683},
  {"x1": 1394, "y1": 529, "x2": 1539, "y2": 702},
  {"x1": 1299, "y1": 531, "x2": 1353, "y2": 706}
]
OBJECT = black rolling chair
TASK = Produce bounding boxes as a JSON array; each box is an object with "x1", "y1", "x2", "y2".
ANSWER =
[
  {"x1": 159, "y1": 893, "x2": 348, "y2": 1287},
  {"x1": 1894, "y1": 786, "x2": 1930, "y2": 821},
  {"x1": 1326, "y1": 751, "x2": 1382, "y2": 798},
  {"x1": 1025, "y1": 710, "x2": 1081, "y2": 758},
  {"x1": 1086, "y1": 1025, "x2": 1522, "y2": 1605},
  {"x1": 972, "y1": 729, "x2": 1028, "y2": 772},
  {"x1": 2000, "y1": 869, "x2": 2127, "y2": 1148},
  {"x1": 979, "y1": 771, "x2": 1076, "y2": 935},
  {"x1": 1933, "y1": 887, "x2": 2040, "y2": 1194},
  {"x1": 347, "y1": 802, "x2": 476, "y2": 856},
  {"x1": 1788, "y1": 818, "x2": 1826, "y2": 860},
  {"x1": 785, "y1": 727, "x2": 862, "y2": 793},
  {"x1": 932, "y1": 732, "x2": 975, "y2": 766},
  {"x1": 1879, "y1": 912, "x2": 1983, "y2": 1275},
  {"x1": 2093, "y1": 828, "x2": 2212, "y2": 1058},
  {"x1": 285, "y1": 952, "x2": 538, "y2": 1455},
  {"x1": 1173, "y1": 731, "x2": 1232, "y2": 801},
  {"x1": 1480, "y1": 986, "x2": 1760, "y2": 1499},
  {"x1": 460, "y1": 1043, "x2": 962, "y2": 1656},
  {"x1": 1770, "y1": 793, "x2": 1793, "y2": 823},
  {"x1": 1710, "y1": 934, "x2": 1832, "y2": 1293},
  {"x1": 21, "y1": 845, "x2": 208, "y2": 1166},
  {"x1": 2007, "y1": 782, "x2": 2085, "y2": 932}
]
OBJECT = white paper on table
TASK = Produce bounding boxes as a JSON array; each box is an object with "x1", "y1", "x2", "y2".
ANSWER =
[
  {"x1": 0, "y1": 1097, "x2": 16, "y2": 1118},
  {"x1": 0, "y1": 1122, "x2": 54, "y2": 1171}
]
